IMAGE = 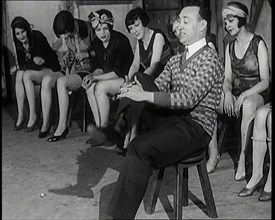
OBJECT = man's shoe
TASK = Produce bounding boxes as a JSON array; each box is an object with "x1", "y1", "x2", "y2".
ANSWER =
[{"x1": 87, "y1": 124, "x2": 123, "y2": 148}]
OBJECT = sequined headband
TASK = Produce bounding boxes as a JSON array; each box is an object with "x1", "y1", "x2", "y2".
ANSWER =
[{"x1": 88, "y1": 12, "x2": 114, "y2": 29}]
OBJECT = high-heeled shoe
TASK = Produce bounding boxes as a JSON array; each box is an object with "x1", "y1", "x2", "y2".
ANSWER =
[
  {"x1": 13, "y1": 120, "x2": 25, "y2": 131},
  {"x1": 38, "y1": 126, "x2": 51, "y2": 138},
  {"x1": 207, "y1": 155, "x2": 221, "y2": 174},
  {"x1": 258, "y1": 190, "x2": 272, "y2": 201},
  {"x1": 238, "y1": 177, "x2": 265, "y2": 197},
  {"x1": 24, "y1": 118, "x2": 39, "y2": 132},
  {"x1": 47, "y1": 127, "x2": 69, "y2": 142}
]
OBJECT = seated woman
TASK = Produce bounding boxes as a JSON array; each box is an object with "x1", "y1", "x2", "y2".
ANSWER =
[
  {"x1": 11, "y1": 16, "x2": 62, "y2": 136},
  {"x1": 47, "y1": 10, "x2": 94, "y2": 142},
  {"x1": 83, "y1": 9, "x2": 133, "y2": 133},
  {"x1": 238, "y1": 102, "x2": 272, "y2": 201},
  {"x1": 117, "y1": 7, "x2": 175, "y2": 149},
  {"x1": 220, "y1": 2, "x2": 270, "y2": 180},
  {"x1": 87, "y1": 7, "x2": 174, "y2": 150}
]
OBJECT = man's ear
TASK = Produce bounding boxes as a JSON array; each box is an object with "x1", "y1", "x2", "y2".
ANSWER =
[{"x1": 200, "y1": 19, "x2": 207, "y2": 32}]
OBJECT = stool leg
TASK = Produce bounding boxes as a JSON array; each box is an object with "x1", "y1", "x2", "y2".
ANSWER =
[
  {"x1": 182, "y1": 167, "x2": 188, "y2": 207},
  {"x1": 197, "y1": 162, "x2": 218, "y2": 218},
  {"x1": 82, "y1": 95, "x2": 86, "y2": 132},
  {"x1": 175, "y1": 164, "x2": 184, "y2": 220},
  {"x1": 145, "y1": 168, "x2": 165, "y2": 215}
]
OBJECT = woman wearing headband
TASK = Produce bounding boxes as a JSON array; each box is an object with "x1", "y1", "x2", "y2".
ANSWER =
[
  {"x1": 11, "y1": 16, "x2": 62, "y2": 136},
  {"x1": 86, "y1": 7, "x2": 175, "y2": 153},
  {"x1": 47, "y1": 10, "x2": 94, "y2": 142},
  {"x1": 220, "y1": 2, "x2": 270, "y2": 181},
  {"x1": 83, "y1": 9, "x2": 133, "y2": 132}
]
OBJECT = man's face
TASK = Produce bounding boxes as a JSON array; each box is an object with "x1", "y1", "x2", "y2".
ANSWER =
[{"x1": 178, "y1": 6, "x2": 203, "y2": 45}]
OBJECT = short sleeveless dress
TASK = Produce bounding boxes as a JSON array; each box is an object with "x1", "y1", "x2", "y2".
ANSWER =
[
  {"x1": 63, "y1": 19, "x2": 94, "y2": 79},
  {"x1": 138, "y1": 29, "x2": 174, "y2": 79},
  {"x1": 229, "y1": 34, "x2": 269, "y2": 103}
]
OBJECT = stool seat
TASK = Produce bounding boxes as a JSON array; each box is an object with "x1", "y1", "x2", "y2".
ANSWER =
[
  {"x1": 146, "y1": 150, "x2": 218, "y2": 219},
  {"x1": 180, "y1": 151, "x2": 205, "y2": 165}
]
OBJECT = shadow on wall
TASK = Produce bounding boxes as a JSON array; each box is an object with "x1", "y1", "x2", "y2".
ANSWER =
[{"x1": 2, "y1": 45, "x2": 16, "y2": 104}]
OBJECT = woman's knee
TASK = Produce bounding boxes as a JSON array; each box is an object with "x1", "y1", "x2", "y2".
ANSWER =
[
  {"x1": 86, "y1": 82, "x2": 96, "y2": 95},
  {"x1": 41, "y1": 75, "x2": 53, "y2": 88},
  {"x1": 254, "y1": 106, "x2": 269, "y2": 126},
  {"x1": 15, "y1": 70, "x2": 24, "y2": 83},
  {"x1": 22, "y1": 70, "x2": 31, "y2": 83},
  {"x1": 94, "y1": 82, "x2": 108, "y2": 96},
  {"x1": 56, "y1": 76, "x2": 67, "y2": 89},
  {"x1": 242, "y1": 95, "x2": 263, "y2": 112}
]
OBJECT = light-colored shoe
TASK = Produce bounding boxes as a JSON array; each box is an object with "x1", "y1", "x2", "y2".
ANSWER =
[{"x1": 207, "y1": 155, "x2": 221, "y2": 174}]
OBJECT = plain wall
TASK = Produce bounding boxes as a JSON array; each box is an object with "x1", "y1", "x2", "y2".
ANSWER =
[{"x1": 254, "y1": 0, "x2": 272, "y2": 70}]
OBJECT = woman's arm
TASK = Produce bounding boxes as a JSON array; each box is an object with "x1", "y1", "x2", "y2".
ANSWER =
[
  {"x1": 144, "y1": 33, "x2": 165, "y2": 75},
  {"x1": 93, "y1": 71, "x2": 119, "y2": 81},
  {"x1": 128, "y1": 42, "x2": 140, "y2": 80},
  {"x1": 222, "y1": 44, "x2": 236, "y2": 117},
  {"x1": 223, "y1": 45, "x2": 233, "y2": 95}
]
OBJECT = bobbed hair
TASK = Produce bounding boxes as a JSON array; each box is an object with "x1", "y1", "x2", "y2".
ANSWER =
[
  {"x1": 228, "y1": 1, "x2": 249, "y2": 28},
  {"x1": 11, "y1": 16, "x2": 33, "y2": 46},
  {"x1": 125, "y1": 7, "x2": 150, "y2": 32},
  {"x1": 53, "y1": 10, "x2": 74, "y2": 38}
]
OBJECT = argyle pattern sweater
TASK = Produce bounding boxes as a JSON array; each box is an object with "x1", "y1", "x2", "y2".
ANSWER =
[{"x1": 154, "y1": 45, "x2": 224, "y2": 136}]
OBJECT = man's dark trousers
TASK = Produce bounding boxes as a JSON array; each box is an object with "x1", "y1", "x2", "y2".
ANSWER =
[{"x1": 106, "y1": 74, "x2": 211, "y2": 219}]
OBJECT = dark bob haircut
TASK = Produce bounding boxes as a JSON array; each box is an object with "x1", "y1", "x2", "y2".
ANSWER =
[
  {"x1": 11, "y1": 16, "x2": 33, "y2": 47},
  {"x1": 125, "y1": 7, "x2": 150, "y2": 32},
  {"x1": 53, "y1": 10, "x2": 74, "y2": 38},
  {"x1": 228, "y1": 1, "x2": 248, "y2": 28}
]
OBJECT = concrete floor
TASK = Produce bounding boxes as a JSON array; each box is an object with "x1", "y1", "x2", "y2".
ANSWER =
[{"x1": 2, "y1": 103, "x2": 272, "y2": 219}]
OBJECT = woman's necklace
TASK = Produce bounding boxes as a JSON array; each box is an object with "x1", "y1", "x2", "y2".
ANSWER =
[
  {"x1": 142, "y1": 29, "x2": 153, "y2": 50},
  {"x1": 23, "y1": 42, "x2": 31, "y2": 61}
]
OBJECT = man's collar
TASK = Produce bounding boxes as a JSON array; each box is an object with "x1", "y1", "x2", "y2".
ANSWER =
[{"x1": 186, "y1": 38, "x2": 207, "y2": 59}]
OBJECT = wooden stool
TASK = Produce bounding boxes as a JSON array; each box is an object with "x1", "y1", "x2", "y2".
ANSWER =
[{"x1": 146, "y1": 151, "x2": 218, "y2": 219}]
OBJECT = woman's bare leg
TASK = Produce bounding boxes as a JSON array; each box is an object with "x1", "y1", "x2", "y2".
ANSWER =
[
  {"x1": 86, "y1": 83, "x2": 100, "y2": 127},
  {"x1": 40, "y1": 72, "x2": 63, "y2": 132},
  {"x1": 246, "y1": 104, "x2": 270, "y2": 188},
  {"x1": 235, "y1": 94, "x2": 264, "y2": 180},
  {"x1": 95, "y1": 78, "x2": 124, "y2": 127},
  {"x1": 264, "y1": 110, "x2": 271, "y2": 192},
  {"x1": 15, "y1": 70, "x2": 25, "y2": 125},
  {"x1": 23, "y1": 69, "x2": 53, "y2": 127},
  {"x1": 207, "y1": 122, "x2": 220, "y2": 173},
  {"x1": 206, "y1": 92, "x2": 224, "y2": 173},
  {"x1": 54, "y1": 73, "x2": 82, "y2": 136}
]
